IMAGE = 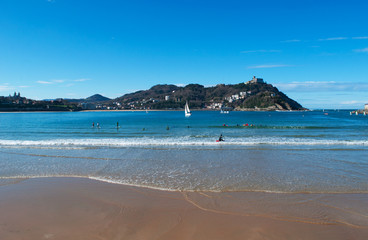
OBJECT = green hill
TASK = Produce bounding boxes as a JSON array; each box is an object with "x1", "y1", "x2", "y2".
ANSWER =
[
  {"x1": 113, "y1": 80, "x2": 306, "y2": 111},
  {"x1": 66, "y1": 94, "x2": 111, "y2": 103}
]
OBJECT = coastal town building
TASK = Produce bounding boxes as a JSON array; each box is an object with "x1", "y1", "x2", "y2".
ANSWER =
[
  {"x1": 207, "y1": 102, "x2": 223, "y2": 109},
  {"x1": 232, "y1": 94, "x2": 239, "y2": 100},
  {"x1": 365, "y1": 104, "x2": 368, "y2": 111},
  {"x1": 225, "y1": 91, "x2": 252, "y2": 103},
  {"x1": 225, "y1": 96, "x2": 233, "y2": 103}
]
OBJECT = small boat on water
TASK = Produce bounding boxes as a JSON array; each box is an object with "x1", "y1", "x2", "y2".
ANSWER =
[
  {"x1": 220, "y1": 107, "x2": 232, "y2": 114},
  {"x1": 185, "y1": 101, "x2": 191, "y2": 117},
  {"x1": 220, "y1": 109, "x2": 229, "y2": 114}
]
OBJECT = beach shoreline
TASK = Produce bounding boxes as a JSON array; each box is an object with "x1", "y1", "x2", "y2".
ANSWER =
[{"x1": 0, "y1": 177, "x2": 367, "y2": 240}]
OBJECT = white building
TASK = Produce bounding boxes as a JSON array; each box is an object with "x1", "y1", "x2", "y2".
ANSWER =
[
  {"x1": 208, "y1": 102, "x2": 223, "y2": 109},
  {"x1": 225, "y1": 96, "x2": 233, "y2": 102},
  {"x1": 232, "y1": 94, "x2": 239, "y2": 100},
  {"x1": 239, "y1": 92, "x2": 247, "y2": 98}
]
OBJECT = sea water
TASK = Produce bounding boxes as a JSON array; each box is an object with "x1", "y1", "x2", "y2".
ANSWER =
[{"x1": 0, "y1": 110, "x2": 367, "y2": 193}]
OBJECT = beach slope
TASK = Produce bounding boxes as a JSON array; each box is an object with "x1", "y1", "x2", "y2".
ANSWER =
[{"x1": 0, "y1": 178, "x2": 367, "y2": 240}]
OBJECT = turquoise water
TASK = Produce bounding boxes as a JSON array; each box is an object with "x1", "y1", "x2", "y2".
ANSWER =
[{"x1": 0, "y1": 110, "x2": 367, "y2": 193}]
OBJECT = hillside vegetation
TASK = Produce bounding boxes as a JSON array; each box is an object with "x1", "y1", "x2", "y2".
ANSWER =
[{"x1": 113, "y1": 82, "x2": 305, "y2": 111}]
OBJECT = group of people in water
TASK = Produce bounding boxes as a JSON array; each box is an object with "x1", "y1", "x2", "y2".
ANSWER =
[
  {"x1": 91, "y1": 121, "x2": 226, "y2": 142},
  {"x1": 217, "y1": 123, "x2": 258, "y2": 141},
  {"x1": 92, "y1": 122, "x2": 100, "y2": 128},
  {"x1": 223, "y1": 123, "x2": 255, "y2": 127}
]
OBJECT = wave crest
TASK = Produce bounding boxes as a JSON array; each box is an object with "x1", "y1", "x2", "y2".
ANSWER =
[{"x1": 0, "y1": 137, "x2": 367, "y2": 147}]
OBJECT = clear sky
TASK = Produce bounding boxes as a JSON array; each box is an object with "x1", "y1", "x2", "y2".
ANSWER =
[{"x1": 0, "y1": 0, "x2": 367, "y2": 109}]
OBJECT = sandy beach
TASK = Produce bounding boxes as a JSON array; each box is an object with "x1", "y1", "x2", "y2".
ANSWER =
[{"x1": 0, "y1": 177, "x2": 367, "y2": 240}]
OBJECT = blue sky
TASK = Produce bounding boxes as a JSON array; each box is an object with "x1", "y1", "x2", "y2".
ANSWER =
[{"x1": 0, "y1": 0, "x2": 367, "y2": 109}]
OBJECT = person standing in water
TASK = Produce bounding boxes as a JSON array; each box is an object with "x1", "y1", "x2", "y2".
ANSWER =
[
  {"x1": 218, "y1": 134, "x2": 224, "y2": 142},
  {"x1": 117, "y1": 121, "x2": 119, "y2": 128}
]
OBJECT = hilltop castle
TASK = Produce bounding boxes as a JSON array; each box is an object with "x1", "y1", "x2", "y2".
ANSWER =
[{"x1": 246, "y1": 76, "x2": 264, "y2": 84}]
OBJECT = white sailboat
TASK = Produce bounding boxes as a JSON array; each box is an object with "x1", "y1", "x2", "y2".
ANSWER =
[{"x1": 185, "y1": 101, "x2": 191, "y2": 117}]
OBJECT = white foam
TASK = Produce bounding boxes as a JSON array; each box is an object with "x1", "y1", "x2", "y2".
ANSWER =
[
  {"x1": 0, "y1": 137, "x2": 367, "y2": 147},
  {"x1": 1, "y1": 175, "x2": 366, "y2": 194}
]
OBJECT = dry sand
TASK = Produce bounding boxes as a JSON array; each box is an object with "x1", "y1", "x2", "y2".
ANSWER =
[{"x1": 0, "y1": 177, "x2": 367, "y2": 240}]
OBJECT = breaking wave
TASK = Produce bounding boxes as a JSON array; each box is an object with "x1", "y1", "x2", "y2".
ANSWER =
[{"x1": 0, "y1": 137, "x2": 367, "y2": 148}]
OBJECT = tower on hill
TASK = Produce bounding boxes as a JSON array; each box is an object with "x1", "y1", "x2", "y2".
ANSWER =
[{"x1": 246, "y1": 76, "x2": 264, "y2": 84}]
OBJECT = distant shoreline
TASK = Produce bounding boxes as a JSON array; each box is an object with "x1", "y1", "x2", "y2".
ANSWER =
[{"x1": 0, "y1": 108, "x2": 312, "y2": 113}]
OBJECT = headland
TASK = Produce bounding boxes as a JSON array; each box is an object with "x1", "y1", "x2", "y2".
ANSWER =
[{"x1": 0, "y1": 77, "x2": 307, "y2": 112}]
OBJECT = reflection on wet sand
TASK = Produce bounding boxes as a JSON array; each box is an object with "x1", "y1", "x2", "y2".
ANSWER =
[
  {"x1": 182, "y1": 191, "x2": 368, "y2": 228},
  {"x1": 0, "y1": 177, "x2": 367, "y2": 240}
]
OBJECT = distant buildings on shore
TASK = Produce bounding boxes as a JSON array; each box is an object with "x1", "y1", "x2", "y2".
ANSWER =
[
  {"x1": 350, "y1": 103, "x2": 368, "y2": 115},
  {"x1": 10, "y1": 92, "x2": 21, "y2": 99},
  {"x1": 3, "y1": 76, "x2": 307, "y2": 111},
  {"x1": 3, "y1": 92, "x2": 30, "y2": 105}
]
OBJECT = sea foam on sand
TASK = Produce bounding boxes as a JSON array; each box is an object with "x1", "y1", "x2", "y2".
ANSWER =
[{"x1": 0, "y1": 177, "x2": 367, "y2": 240}]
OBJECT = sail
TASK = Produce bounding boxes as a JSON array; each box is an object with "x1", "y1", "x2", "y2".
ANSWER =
[{"x1": 185, "y1": 101, "x2": 191, "y2": 117}]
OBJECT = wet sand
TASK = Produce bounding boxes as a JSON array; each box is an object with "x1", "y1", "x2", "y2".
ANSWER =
[{"x1": 0, "y1": 178, "x2": 367, "y2": 240}]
